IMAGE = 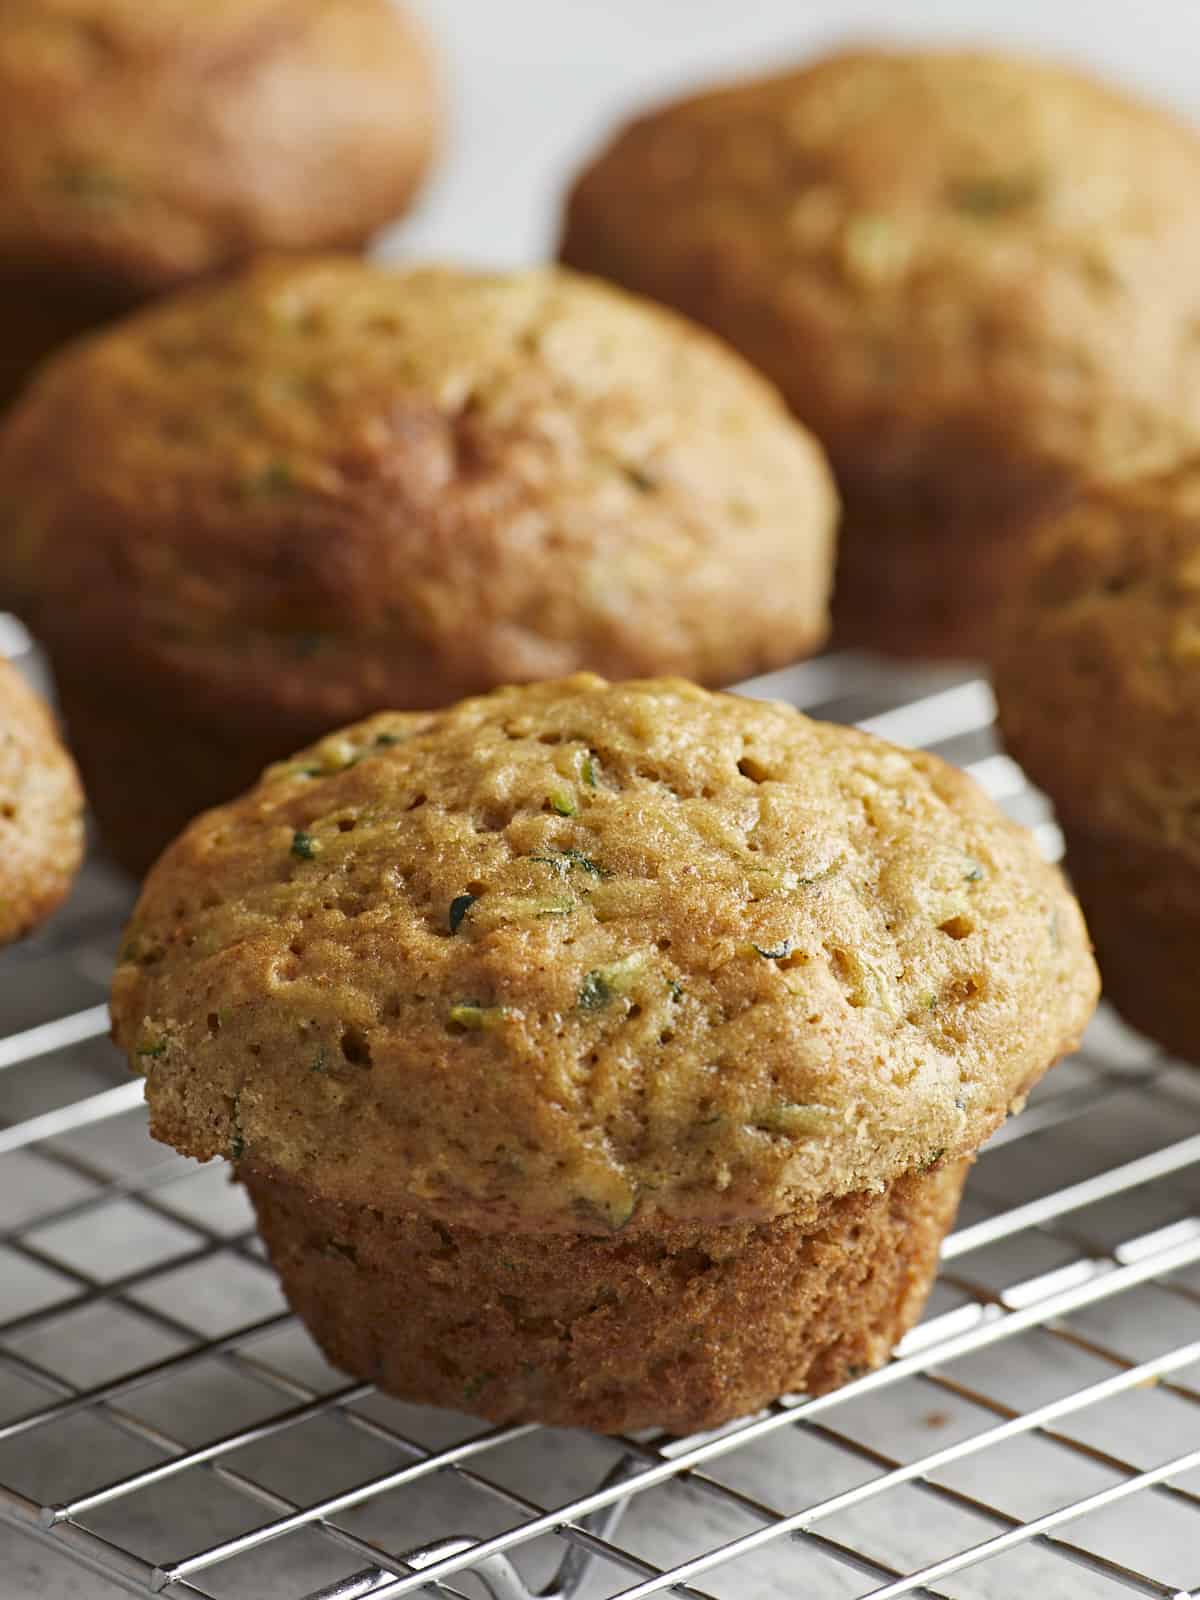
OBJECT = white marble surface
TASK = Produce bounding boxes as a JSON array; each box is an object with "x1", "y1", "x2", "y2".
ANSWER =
[{"x1": 7, "y1": 4, "x2": 1200, "y2": 1597}]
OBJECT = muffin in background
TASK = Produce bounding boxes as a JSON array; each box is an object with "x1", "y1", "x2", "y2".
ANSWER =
[
  {"x1": 994, "y1": 462, "x2": 1200, "y2": 1062},
  {"x1": 111, "y1": 675, "x2": 1098, "y2": 1433},
  {"x1": 0, "y1": 257, "x2": 838, "y2": 877},
  {"x1": 0, "y1": 657, "x2": 84, "y2": 946},
  {"x1": 0, "y1": 0, "x2": 439, "y2": 415},
  {"x1": 561, "y1": 47, "x2": 1200, "y2": 658}
]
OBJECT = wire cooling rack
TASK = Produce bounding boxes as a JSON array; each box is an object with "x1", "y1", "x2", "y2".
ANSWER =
[{"x1": 1, "y1": 631, "x2": 1199, "y2": 1600}]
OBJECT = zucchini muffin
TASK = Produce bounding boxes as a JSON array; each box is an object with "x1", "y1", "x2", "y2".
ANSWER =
[
  {"x1": 0, "y1": 257, "x2": 838, "y2": 877},
  {"x1": 111, "y1": 676, "x2": 1097, "y2": 1433},
  {"x1": 561, "y1": 47, "x2": 1200, "y2": 658},
  {"x1": 0, "y1": 0, "x2": 438, "y2": 413},
  {"x1": 994, "y1": 461, "x2": 1200, "y2": 1061},
  {"x1": 0, "y1": 657, "x2": 84, "y2": 945}
]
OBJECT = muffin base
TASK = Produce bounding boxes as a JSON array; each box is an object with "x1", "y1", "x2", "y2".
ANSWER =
[
  {"x1": 1064, "y1": 823, "x2": 1200, "y2": 1063},
  {"x1": 243, "y1": 1159, "x2": 968, "y2": 1435}
]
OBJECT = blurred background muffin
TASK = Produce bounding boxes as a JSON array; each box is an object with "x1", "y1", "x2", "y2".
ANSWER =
[
  {"x1": 0, "y1": 655, "x2": 84, "y2": 945},
  {"x1": 111, "y1": 675, "x2": 1097, "y2": 1432},
  {"x1": 0, "y1": 0, "x2": 439, "y2": 416},
  {"x1": 994, "y1": 460, "x2": 1200, "y2": 1062},
  {"x1": 561, "y1": 47, "x2": 1200, "y2": 658},
  {"x1": 0, "y1": 256, "x2": 838, "y2": 876}
]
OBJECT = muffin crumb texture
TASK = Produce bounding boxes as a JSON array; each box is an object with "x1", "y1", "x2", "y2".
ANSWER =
[{"x1": 112, "y1": 676, "x2": 1098, "y2": 1232}]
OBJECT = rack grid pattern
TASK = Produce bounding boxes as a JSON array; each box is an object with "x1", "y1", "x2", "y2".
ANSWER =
[{"x1": 2, "y1": 641, "x2": 1199, "y2": 1600}]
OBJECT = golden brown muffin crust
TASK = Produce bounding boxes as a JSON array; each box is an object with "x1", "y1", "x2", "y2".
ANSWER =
[
  {"x1": 564, "y1": 47, "x2": 1200, "y2": 474},
  {"x1": 111, "y1": 676, "x2": 1097, "y2": 1231},
  {"x1": 0, "y1": 0, "x2": 438, "y2": 294},
  {"x1": 0, "y1": 258, "x2": 837, "y2": 710},
  {"x1": 562, "y1": 48, "x2": 1200, "y2": 655},
  {"x1": 0, "y1": 656, "x2": 84, "y2": 944},
  {"x1": 994, "y1": 461, "x2": 1200, "y2": 849}
]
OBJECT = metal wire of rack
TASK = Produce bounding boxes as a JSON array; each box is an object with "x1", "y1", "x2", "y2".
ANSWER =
[{"x1": 1, "y1": 633, "x2": 1199, "y2": 1600}]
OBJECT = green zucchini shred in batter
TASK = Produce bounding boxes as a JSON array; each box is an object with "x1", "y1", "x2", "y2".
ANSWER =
[
  {"x1": 947, "y1": 171, "x2": 1044, "y2": 216},
  {"x1": 752, "y1": 1102, "x2": 832, "y2": 1136},
  {"x1": 246, "y1": 461, "x2": 295, "y2": 496},
  {"x1": 449, "y1": 1002, "x2": 512, "y2": 1031},
  {"x1": 752, "y1": 938, "x2": 794, "y2": 960},
  {"x1": 56, "y1": 163, "x2": 128, "y2": 203},
  {"x1": 531, "y1": 847, "x2": 609, "y2": 879},
  {"x1": 448, "y1": 893, "x2": 477, "y2": 933},
  {"x1": 578, "y1": 952, "x2": 646, "y2": 1010}
]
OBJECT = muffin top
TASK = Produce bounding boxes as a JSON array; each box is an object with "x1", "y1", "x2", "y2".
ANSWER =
[
  {"x1": 995, "y1": 460, "x2": 1200, "y2": 850},
  {"x1": 112, "y1": 676, "x2": 1097, "y2": 1233},
  {"x1": 0, "y1": 258, "x2": 837, "y2": 716},
  {"x1": 0, "y1": 656, "x2": 84, "y2": 945},
  {"x1": 0, "y1": 0, "x2": 438, "y2": 294},
  {"x1": 562, "y1": 48, "x2": 1200, "y2": 483}
]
